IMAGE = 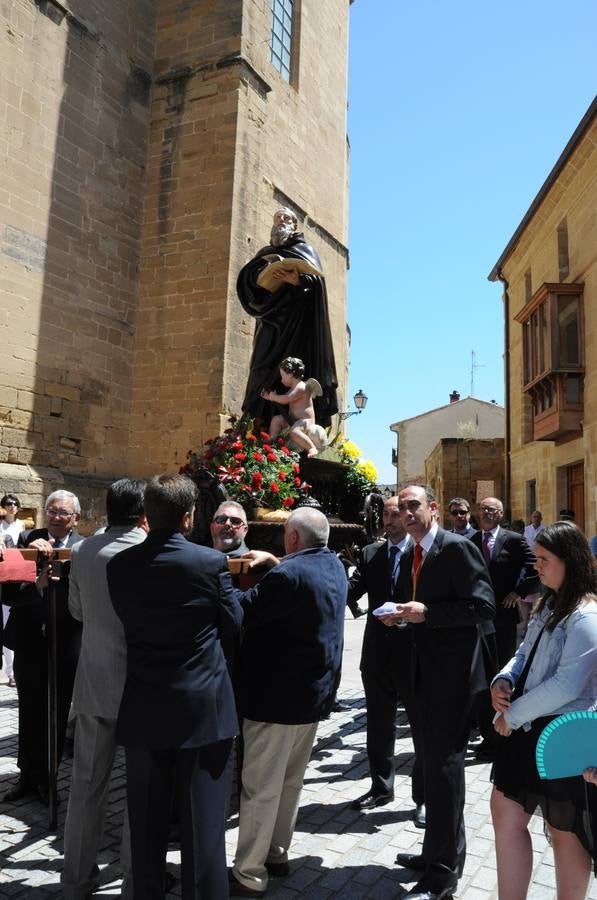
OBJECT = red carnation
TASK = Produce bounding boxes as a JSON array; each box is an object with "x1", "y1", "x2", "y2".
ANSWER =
[
  {"x1": 266, "y1": 453, "x2": 277, "y2": 462},
  {"x1": 283, "y1": 497, "x2": 295, "y2": 508},
  {"x1": 263, "y1": 444, "x2": 273, "y2": 453},
  {"x1": 281, "y1": 447, "x2": 291, "y2": 456},
  {"x1": 277, "y1": 437, "x2": 285, "y2": 446},
  {"x1": 247, "y1": 434, "x2": 257, "y2": 442},
  {"x1": 233, "y1": 452, "x2": 247, "y2": 461},
  {"x1": 292, "y1": 463, "x2": 300, "y2": 473},
  {"x1": 278, "y1": 471, "x2": 286, "y2": 481},
  {"x1": 260, "y1": 431, "x2": 271, "y2": 440},
  {"x1": 294, "y1": 477, "x2": 301, "y2": 486},
  {"x1": 252, "y1": 452, "x2": 264, "y2": 462},
  {"x1": 269, "y1": 482, "x2": 280, "y2": 493},
  {"x1": 232, "y1": 441, "x2": 244, "y2": 450}
]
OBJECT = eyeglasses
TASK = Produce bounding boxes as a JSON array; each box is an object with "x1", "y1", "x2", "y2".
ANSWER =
[
  {"x1": 450, "y1": 509, "x2": 469, "y2": 517},
  {"x1": 4, "y1": 501, "x2": 18, "y2": 507},
  {"x1": 213, "y1": 515, "x2": 246, "y2": 528},
  {"x1": 480, "y1": 506, "x2": 500, "y2": 514},
  {"x1": 46, "y1": 507, "x2": 74, "y2": 519}
]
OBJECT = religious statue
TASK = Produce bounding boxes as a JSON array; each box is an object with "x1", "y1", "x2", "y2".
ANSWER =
[
  {"x1": 260, "y1": 357, "x2": 328, "y2": 457},
  {"x1": 237, "y1": 208, "x2": 339, "y2": 428}
]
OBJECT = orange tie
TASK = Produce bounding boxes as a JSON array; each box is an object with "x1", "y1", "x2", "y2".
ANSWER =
[{"x1": 412, "y1": 543, "x2": 423, "y2": 594}]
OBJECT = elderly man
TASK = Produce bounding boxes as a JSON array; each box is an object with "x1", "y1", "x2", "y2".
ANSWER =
[
  {"x1": 229, "y1": 508, "x2": 347, "y2": 897},
  {"x1": 210, "y1": 501, "x2": 250, "y2": 556},
  {"x1": 237, "y1": 207, "x2": 338, "y2": 427},
  {"x1": 447, "y1": 497, "x2": 475, "y2": 536},
  {"x1": 107, "y1": 474, "x2": 242, "y2": 900},
  {"x1": 61, "y1": 479, "x2": 147, "y2": 900},
  {"x1": 2, "y1": 490, "x2": 84, "y2": 804},
  {"x1": 382, "y1": 484, "x2": 495, "y2": 900},
  {"x1": 347, "y1": 496, "x2": 424, "y2": 826}
]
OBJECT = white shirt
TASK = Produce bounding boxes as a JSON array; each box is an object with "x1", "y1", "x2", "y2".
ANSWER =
[
  {"x1": 524, "y1": 523, "x2": 544, "y2": 549},
  {"x1": 0, "y1": 518, "x2": 24, "y2": 544},
  {"x1": 417, "y1": 521, "x2": 439, "y2": 558}
]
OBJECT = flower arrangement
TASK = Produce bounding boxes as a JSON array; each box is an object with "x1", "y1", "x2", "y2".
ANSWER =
[
  {"x1": 180, "y1": 415, "x2": 310, "y2": 511},
  {"x1": 334, "y1": 437, "x2": 379, "y2": 497}
]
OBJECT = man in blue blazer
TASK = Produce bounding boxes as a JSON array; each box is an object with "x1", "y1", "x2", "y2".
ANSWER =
[
  {"x1": 229, "y1": 507, "x2": 347, "y2": 897},
  {"x1": 107, "y1": 474, "x2": 243, "y2": 900}
]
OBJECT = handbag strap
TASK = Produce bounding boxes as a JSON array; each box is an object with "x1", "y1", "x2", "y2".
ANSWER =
[{"x1": 511, "y1": 626, "x2": 546, "y2": 701}]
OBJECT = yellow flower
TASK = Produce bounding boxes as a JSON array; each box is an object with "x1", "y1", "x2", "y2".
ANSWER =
[
  {"x1": 341, "y1": 439, "x2": 361, "y2": 460},
  {"x1": 356, "y1": 459, "x2": 378, "y2": 483}
]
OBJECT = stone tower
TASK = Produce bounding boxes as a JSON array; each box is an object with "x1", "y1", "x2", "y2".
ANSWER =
[{"x1": 0, "y1": 0, "x2": 350, "y2": 527}]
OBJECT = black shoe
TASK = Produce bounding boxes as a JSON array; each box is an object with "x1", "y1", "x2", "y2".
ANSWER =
[
  {"x1": 3, "y1": 778, "x2": 34, "y2": 802},
  {"x1": 395, "y1": 853, "x2": 426, "y2": 871},
  {"x1": 228, "y1": 870, "x2": 265, "y2": 896},
  {"x1": 402, "y1": 864, "x2": 457, "y2": 899},
  {"x1": 402, "y1": 886, "x2": 454, "y2": 900},
  {"x1": 331, "y1": 699, "x2": 351, "y2": 712},
  {"x1": 351, "y1": 790, "x2": 394, "y2": 811},
  {"x1": 413, "y1": 803, "x2": 426, "y2": 828},
  {"x1": 474, "y1": 741, "x2": 496, "y2": 762},
  {"x1": 351, "y1": 606, "x2": 367, "y2": 618},
  {"x1": 265, "y1": 860, "x2": 289, "y2": 877}
]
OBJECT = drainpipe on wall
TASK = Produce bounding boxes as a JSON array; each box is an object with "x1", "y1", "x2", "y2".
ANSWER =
[{"x1": 497, "y1": 268, "x2": 511, "y2": 517}]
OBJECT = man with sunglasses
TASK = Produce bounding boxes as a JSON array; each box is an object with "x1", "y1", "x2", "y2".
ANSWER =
[
  {"x1": 210, "y1": 502, "x2": 250, "y2": 557},
  {"x1": 2, "y1": 490, "x2": 83, "y2": 805},
  {"x1": 448, "y1": 498, "x2": 475, "y2": 537}
]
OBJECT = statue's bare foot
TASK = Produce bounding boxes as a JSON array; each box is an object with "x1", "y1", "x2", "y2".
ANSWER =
[{"x1": 307, "y1": 447, "x2": 318, "y2": 458}]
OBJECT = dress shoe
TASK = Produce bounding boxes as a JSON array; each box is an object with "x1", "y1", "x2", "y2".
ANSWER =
[
  {"x1": 402, "y1": 886, "x2": 454, "y2": 900},
  {"x1": 331, "y1": 699, "x2": 351, "y2": 712},
  {"x1": 352, "y1": 606, "x2": 367, "y2": 618},
  {"x1": 413, "y1": 803, "x2": 426, "y2": 828},
  {"x1": 350, "y1": 790, "x2": 394, "y2": 810},
  {"x1": 3, "y1": 778, "x2": 34, "y2": 802},
  {"x1": 228, "y1": 870, "x2": 265, "y2": 896},
  {"x1": 395, "y1": 852, "x2": 426, "y2": 871},
  {"x1": 474, "y1": 741, "x2": 496, "y2": 762},
  {"x1": 265, "y1": 860, "x2": 289, "y2": 877}
]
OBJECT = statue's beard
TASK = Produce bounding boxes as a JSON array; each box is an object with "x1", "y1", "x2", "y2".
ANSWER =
[{"x1": 270, "y1": 223, "x2": 295, "y2": 247}]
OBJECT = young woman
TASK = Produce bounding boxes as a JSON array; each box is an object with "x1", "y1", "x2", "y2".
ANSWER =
[
  {"x1": 490, "y1": 521, "x2": 597, "y2": 900},
  {"x1": 1, "y1": 493, "x2": 25, "y2": 687}
]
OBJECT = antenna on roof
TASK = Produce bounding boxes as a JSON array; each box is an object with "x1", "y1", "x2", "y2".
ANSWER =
[{"x1": 470, "y1": 350, "x2": 485, "y2": 397}]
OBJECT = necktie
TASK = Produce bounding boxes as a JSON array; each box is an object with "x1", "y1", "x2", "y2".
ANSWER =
[
  {"x1": 388, "y1": 545, "x2": 398, "y2": 588},
  {"x1": 412, "y1": 543, "x2": 423, "y2": 593},
  {"x1": 482, "y1": 532, "x2": 491, "y2": 563}
]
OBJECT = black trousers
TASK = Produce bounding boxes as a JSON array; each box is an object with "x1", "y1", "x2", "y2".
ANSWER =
[
  {"x1": 418, "y1": 689, "x2": 473, "y2": 883},
  {"x1": 361, "y1": 632, "x2": 423, "y2": 804},
  {"x1": 125, "y1": 739, "x2": 234, "y2": 900},
  {"x1": 13, "y1": 642, "x2": 78, "y2": 785}
]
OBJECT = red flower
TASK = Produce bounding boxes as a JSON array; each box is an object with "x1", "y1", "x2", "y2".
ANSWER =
[
  {"x1": 233, "y1": 452, "x2": 247, "y2": 461},
  {"x1": 266, "y1": 453, "x2": 277, "y2": 462},
  {"x1": 294, "y1": 477, "x2": 301, "y2": 486},
  {"x1": 269, "y1": 482, "x2": 280, "y2": 493},
  {"x1": 260, "y1": 431, "x2": 271, "y2": 440},
  {"x1": 232, "y1": 441, "x2": 244, "y2": 450},
  {"x1": 252, "y1": 452, "x2": 264, "y2": 462},
  {"x1": 278, "y1": 471, "x2": 286, "y2": 481},
  {"x1": 281, "y1": 447, "x2": 291, "y2": 456},
  {"x1": 292, "y1": 463, "x2": 300, "y2": 474},
  {"x1": 263, "y1": 444, "x2": 273, "y2": 453},
  {"x1": 283, "y1": 497, "x2": 295, "y2": 508},
  {"x1": 247, "y1": 434, "x2": 257, "y2": 442},
  {"x1": 251, "y1": 473, "x2": 263, "y2": 490},
  {"x1": 277, "y1": 437, "x2": 285, "y2": 446}
]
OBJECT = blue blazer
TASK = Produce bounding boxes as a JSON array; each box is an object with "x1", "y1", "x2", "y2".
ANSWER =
[
  {"x1": 238, "y1": 546, "x2": 348, "y2": 725},
  {"x1": 107, "y1": 529, "x2": 242, "y2": 749}
]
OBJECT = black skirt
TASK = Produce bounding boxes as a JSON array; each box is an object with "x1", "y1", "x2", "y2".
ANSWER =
[{"x1": 491, "y1": 715, "x2": 596, "y2": 864}]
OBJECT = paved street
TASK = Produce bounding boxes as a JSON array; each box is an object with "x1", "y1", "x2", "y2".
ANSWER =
[{"x1": 1, "y1": 615, "x2": 593, "y2": 898}]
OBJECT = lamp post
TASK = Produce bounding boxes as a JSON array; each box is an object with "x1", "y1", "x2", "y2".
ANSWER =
[{"x1": 337, "y1": 389, "x2": 368, "y2": 422}]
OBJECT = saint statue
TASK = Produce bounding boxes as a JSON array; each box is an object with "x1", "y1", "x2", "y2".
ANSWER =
[{"x1": 237, "y1": 208, "x2": 339, "y2": 428}]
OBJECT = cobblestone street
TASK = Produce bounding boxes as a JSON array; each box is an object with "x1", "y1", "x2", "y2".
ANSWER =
[{"x1": 1, "y1": 615, "x2": 594, "y2": 898}]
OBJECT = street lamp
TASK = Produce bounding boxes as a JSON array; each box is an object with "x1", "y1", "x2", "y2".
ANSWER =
[{"x1": 338, "y1": 389, "x2": 368, "y2": 421}]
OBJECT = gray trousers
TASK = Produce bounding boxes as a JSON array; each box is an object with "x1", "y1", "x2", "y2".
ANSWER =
[{"x1": 61, "y1": 714, "x2": 132, "y2": 900}]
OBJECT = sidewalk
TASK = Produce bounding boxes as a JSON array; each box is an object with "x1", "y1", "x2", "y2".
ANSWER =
[{"x1": 1, "y1": 616, "x2": 594, "y2": 898}]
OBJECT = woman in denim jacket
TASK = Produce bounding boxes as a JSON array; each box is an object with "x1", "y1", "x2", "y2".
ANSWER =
[{"x1": 490, "y1": 521, "x2": 597, "y2": 899}]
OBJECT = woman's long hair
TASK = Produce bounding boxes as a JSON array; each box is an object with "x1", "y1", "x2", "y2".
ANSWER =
[{"x1": 534, "y1": 521, "x2": 597, "y2": 630}]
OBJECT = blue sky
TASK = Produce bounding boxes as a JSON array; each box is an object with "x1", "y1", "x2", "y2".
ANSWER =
[{"x1": 345, "y1": 0, "x2": 597, "y2": 484}]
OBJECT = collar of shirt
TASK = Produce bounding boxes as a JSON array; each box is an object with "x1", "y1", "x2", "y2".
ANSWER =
[
  {"x1": 388, "y1": 534, "x2": 411, "y2": 556},
  {"x1": 418, "y1": 521, "x2": 439, "y2": 556},
  {"x1": 483, "y1": 525, "x2": 500, "y2": 539}
]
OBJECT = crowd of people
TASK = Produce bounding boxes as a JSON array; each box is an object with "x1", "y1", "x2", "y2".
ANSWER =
[{"x1": 0, "y1": 480, "x2": 596, "y2": 900}]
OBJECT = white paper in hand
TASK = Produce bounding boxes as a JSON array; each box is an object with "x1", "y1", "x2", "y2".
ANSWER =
[{"x1": 372, "y1": 602, "x2": 398, "y2": 617}]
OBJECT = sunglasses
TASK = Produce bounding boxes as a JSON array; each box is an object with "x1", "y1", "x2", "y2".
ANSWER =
[
  {"x1": 450, "y1": 509, "x2": 469, "y2": 516},
  {"x1": 213, "y1": 515, "x2": 245, "y2": 527}
]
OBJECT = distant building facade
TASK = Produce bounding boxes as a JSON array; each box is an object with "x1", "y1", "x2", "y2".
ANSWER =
[
  {"x1": 489, "y1": 96, "x2": 597, "y2": 534},
  {"x1": 425, "y1": 437, "x2": 505, "y2": 528},
  {"x1": 0, "y1": 0, "x2": 351, "y2": 528},
  {"x1": 390, "y1": 395, "x2": 504, "y2": 486}
]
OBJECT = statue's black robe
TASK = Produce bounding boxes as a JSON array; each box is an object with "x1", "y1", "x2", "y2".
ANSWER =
[{"x1": 237, "y1": 232, "x2": 339, "y2": 428}]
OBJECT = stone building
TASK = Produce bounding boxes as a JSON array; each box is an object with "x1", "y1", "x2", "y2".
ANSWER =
[
  {"x1": 390, "y1": 394, "x2": 504, "y2": 486},
  {"x1": 0, "y1": 0, "x2": 351, "y2": 529},
  {"x1": 425, "y1": 437, "x2": 505, "y2": 528},
  {"x1": 488, "y1": 96, "x2": 597, "y2": 534}
]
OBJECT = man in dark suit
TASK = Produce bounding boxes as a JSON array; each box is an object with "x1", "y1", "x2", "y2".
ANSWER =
[
  {"x1": 107, "y1": 474, "x2": 242, "y2": 900},
  {"x1": 229, "y1": 507, "x2": 347, "y2": 897},
  {"x1": 2, "y1": 490, "x2": 84, "y2": 804},
  {"x1": 470, "y1": 496, "x2": 539, "y2": 761},
  {"x1": 380, "y1": 484, "x2": 495, "y2": 900},
  {"x1": 347, "y1": 496, "x2": 424, "y2": 826},
  {"x1": 447, "y1": 497, "x2": 476, "y2": 537}
]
